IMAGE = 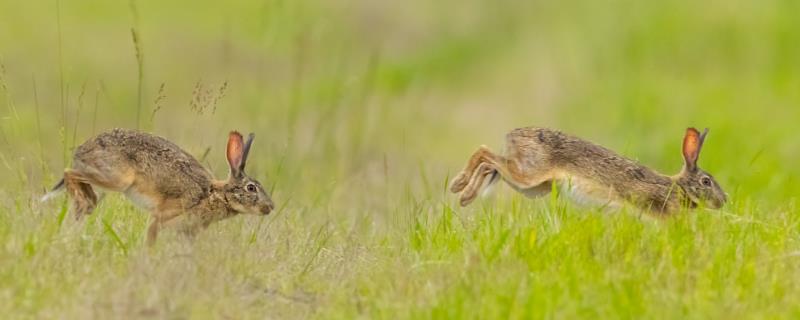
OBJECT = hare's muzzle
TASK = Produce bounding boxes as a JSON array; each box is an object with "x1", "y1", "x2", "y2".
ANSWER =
[{"x1": 261, "y1": 200, "x2": 275, "y2": 215}]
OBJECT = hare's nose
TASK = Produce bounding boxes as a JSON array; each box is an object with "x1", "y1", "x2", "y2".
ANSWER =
[{"x1": 262, "y1": 200, "x2": 275, "y2": 215}]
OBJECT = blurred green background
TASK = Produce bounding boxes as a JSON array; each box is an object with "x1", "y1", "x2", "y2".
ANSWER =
[
  {"x1": 1, "y1": 0, "x2": 798, "y2": 202},
  {"x1": 1, "y1": 0, "x2": 799, "y2": 318}
]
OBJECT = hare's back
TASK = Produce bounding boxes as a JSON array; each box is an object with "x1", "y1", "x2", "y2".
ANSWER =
[
  {"x1": 507, "y1": 127, "x2": 669, "y2": 193},
  {"x1": 506, "y1": 127, "x2": 638, "y2": 165},
  {"x1": 74, "y1": 128, "x2": 213, "y2": 198}
]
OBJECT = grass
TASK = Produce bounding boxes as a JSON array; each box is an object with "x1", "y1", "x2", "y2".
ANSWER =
[{"x1": 1, "y1": 0, "x2": 800, "y2": 318}]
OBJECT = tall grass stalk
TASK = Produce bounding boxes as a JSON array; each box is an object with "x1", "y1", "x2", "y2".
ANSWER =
[
  {"x1": 71, "y1": 82, "x2": 86, "y2": 151},
  {"x1": 129, "y1": 0, "x2": 144, "y2": 130},
  {"x1": 91, "y1": 85, "x2": 99, "y2": 135},
  {"x1": 0, "y1": 59, "x2": 10, "y2": 147},
  {"x1": 287, "y1": 33, "x2": 307, "y2": 152},
  {"x1": 32, "y1": 76, "x2": 46, "y2": 174},
  {"x1": 56, "y1": 0, "x2": 67, "y2": 165}
]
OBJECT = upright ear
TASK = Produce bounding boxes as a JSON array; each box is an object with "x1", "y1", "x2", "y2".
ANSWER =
[
  {"x1": 240, "y1": 133, "x2": 255, "y2": 172},
  {"x1": 682, "y1": 127, "x2": 708, "y2": 172},
  {"x1": 227, "y1": 131, "x2": 245, "y2": 178}
]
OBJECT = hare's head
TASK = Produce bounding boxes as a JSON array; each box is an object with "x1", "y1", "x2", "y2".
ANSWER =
[
  {"x1": 675, "y1": 128, "x2": 726, "y2": 209},
  {"x1": 221, "y1": 131, "x2": 274, "y2": 215}
]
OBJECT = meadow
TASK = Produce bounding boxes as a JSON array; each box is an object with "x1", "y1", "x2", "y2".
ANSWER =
[{"x1": 1, "y1": 0, "x2": 800, "y2": 318}]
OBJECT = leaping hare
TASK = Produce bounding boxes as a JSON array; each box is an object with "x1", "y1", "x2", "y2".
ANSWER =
[
  {"x1": 451, "y1": 127, "x2": 726, "y2": 213},
  {"x1": 44, "y1": 128, "x2": 275, "y2": 245}
]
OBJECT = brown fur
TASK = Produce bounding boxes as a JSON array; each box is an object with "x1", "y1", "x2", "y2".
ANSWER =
[
  {"x1": 451, "y1": 127, "x2": 727, "y2": 214},
  {"x1": 52, "y1": 128, "x2": 275, "y2": 245}
]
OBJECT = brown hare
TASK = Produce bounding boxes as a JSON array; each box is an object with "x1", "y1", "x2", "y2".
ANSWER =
[
  {"x1": 43, "y1": 128, "x2": 275, "y2": 245},
  {"x1": 451, "y1": 127, "x2": 726, "y2": 214}
]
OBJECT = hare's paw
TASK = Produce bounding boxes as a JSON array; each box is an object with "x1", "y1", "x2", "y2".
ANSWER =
[
  {"x1": 70, "y1": 199, "x2": 96, "y2": 220},
  {"x1": 450, "y1": 172, "x2": 471, "y2": 193},
  {"x1": 459, "y1": 191, "x2": 478, "y2": 207}
]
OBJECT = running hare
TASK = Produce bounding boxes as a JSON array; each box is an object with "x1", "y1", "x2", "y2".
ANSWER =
[
  {"x1": 451, "y1": 127, "x2": 726, "y2": 213},
  {"x1": 44, "y1": 128, "x2": 274, "y2": 245}
]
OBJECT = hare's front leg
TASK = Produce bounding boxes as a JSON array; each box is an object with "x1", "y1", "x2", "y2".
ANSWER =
[
  {"x1": 178, "y1": 218, "x2": 214, "y2": 241},
  {"x1": 146, "y1": 209, "x2": 184, "y2": 246},
  {"x1": 146, "y1": 220, "x2": 160, "y2": 246}
]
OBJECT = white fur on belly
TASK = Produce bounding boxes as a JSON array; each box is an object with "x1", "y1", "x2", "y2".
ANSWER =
[
  {"x1": 124, "y1": 189, "x2": 157, "y2": 211},
  {"x1": 558, "y1": 176, "x2": 623, "y2": 209}
]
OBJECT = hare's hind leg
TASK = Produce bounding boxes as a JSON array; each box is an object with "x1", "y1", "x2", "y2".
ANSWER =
[
  {"x1": 452, "y1": 145, "x2": 515, "y2": 206},
  {"x1": 451, "y1": 145, "x2": 536, "y2": 190},
  {"x1": 459, "y1": 162, "x2": 496, "y2": 206},
  {"x1": 63, "y1": 170, "x2": 98, "y2": 220},
  {"x1": 453, "y1": 143, "x2": 556, "y2": 206},
  {"x1": 459, "y1": 162, "x2": 551, "y2": 206},
  {"x1": 63, "y1": 162, "x2": 136, "y2": 220},
  {"x1": 451, "y1": 145, "x2": 502, "y2": 193}
]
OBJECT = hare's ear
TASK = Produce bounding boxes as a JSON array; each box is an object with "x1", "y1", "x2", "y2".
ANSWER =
[
  {"x1": 240, "y1": 133, "x2": 255, "y2": 171},
  {"x1": 682, "y1": 127, "x2": 708, "y2": 172},
  {"x1": 227, "y1": 131, "x2": 245, "y2": 179}
]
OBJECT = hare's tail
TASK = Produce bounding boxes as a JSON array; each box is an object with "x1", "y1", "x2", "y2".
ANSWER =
[
  {"x1": 40, "y1": 178, "x2": 65, "y2": 202},
  {"x1": 480, "y1": 170, "x2": 501, "y2": 197}
]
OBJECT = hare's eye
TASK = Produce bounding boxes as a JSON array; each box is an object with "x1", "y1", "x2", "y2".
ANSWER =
[
  {"x1": 246, "y1": 184, "x2": 257, "y2": 192},
  {"x1": 701, "y1": 177, "x2": 712, "y2": 187}
]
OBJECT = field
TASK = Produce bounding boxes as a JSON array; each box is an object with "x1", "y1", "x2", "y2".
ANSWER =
[{"x1": 1, "y1": 0, "x2": 800, "y2": 318}]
